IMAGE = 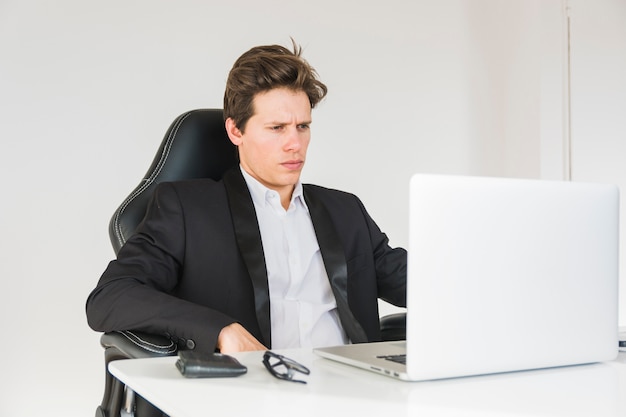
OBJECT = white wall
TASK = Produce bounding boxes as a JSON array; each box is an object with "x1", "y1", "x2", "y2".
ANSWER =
[
  {"x1": 0, "y1": 1, "x2": 620, "y2": 416},
  {"x1": 567, "y1": 0, "x2": 626, "y2": 328}
]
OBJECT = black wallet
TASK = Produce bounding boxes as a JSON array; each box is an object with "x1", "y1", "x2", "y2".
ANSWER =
[{"x1": 175, "y1": 351, "x2": 248, "y2": 378}]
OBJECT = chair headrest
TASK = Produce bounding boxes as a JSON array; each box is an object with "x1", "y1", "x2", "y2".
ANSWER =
[{"x1": 109, "y1": 109, "x2": 237, "y2": 254}]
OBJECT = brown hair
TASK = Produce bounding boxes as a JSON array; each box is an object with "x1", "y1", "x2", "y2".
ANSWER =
[{"x1": 223, "y1": 40, "x2": 328, "y2": 132}]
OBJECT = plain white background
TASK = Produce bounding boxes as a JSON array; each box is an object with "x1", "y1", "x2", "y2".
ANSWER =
[{"x1": 0, "y1": 1, "x2": 624, "y2": 416}]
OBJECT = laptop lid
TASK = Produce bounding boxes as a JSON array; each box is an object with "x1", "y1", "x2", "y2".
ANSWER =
[
  {"x1": 405, "y1": 174, "x2": 619, "y2": 380},
  {"x1": 315, "y1": 174, "x2": 619, "y2": 381}
]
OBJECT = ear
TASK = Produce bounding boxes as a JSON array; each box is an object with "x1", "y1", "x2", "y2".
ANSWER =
[{"x1": 225, "y1": 117, "x2": 243, "y2": 146}]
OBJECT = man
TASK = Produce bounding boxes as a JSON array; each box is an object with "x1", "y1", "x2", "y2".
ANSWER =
[{"x1": 86, "y1": 41, "x2": 407, "y2": 354}]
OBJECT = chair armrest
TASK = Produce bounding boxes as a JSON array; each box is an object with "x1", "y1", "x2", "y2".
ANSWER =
[
  {"x1": 100, "y1": 330, "x2": 178, "y2": 359},
  {"x1": 380, "y1": 312, "x2": 407, "y2": 341}
]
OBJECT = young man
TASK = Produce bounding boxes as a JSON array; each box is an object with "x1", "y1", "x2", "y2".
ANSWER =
[{"x1": 86, "y1": 42, "x2": 407, "y2": 354}]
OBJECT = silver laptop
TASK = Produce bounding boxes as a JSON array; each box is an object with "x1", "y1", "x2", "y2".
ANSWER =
[{"x1": 315, "y1": 173, "x2": 620, "y2": 381}]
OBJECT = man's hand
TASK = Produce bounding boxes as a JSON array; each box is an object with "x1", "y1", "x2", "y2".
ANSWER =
[{"x1": 217, "y1": 322, "x2": 267, "y2": 353}]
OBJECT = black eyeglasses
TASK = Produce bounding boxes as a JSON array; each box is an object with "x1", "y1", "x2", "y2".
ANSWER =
[{"x1": 262, "y1": 351, "x2": 311, "y2": 384}]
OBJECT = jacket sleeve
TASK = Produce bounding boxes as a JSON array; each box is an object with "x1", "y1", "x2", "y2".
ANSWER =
[
  {"x1": 85, "y1": 182, "x2": 235, "y2": 352},
  {"x1": 356, "y1": 197, "x2": 407, "y2": 308}
]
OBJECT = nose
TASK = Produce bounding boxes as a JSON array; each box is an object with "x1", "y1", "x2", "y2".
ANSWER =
[{"x1": 284, "y1": 127, "x2": 303, "y2": 152}]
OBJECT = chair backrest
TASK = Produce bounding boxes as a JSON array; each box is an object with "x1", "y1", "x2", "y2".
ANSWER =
[{"x1": 109, "y1": 109, "x2": 237, "y2": 254}]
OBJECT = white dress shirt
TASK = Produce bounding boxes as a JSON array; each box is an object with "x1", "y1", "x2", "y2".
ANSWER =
[{"x1": 240, "y1": 167, "x2": 348, "y2": 349}]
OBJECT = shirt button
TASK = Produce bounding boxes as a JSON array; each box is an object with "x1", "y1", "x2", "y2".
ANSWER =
[{"x1": 186, "y1": 339, "x2": 196, "y2": 350}]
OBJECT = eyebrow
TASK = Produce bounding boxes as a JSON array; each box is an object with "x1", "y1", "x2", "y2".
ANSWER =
[{"x1": 265, "y1": 119, "x2": 312, "y2": 126}]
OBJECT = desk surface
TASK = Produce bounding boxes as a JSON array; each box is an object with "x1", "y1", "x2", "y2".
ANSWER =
[{"x1": 109, "y1": 349, "x2": 626, "y2": 417}]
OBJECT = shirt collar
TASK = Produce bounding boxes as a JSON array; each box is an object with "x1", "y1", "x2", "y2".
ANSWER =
[{"x1": 239, "y1": 165, "x2": 308, "y2": 212}]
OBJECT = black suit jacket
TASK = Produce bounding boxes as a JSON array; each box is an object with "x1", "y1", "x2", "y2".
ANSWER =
[{"x1": 86, "y1": 167, "x2": 406, "y2": 351}]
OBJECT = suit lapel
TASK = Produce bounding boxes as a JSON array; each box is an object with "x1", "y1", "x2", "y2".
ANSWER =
[
  {"x1": 303, "y1": 186, "x2": 368, "y2": 343},
  {"x1": 222, "y1": 168, "x2": 272, "y2": 347}
]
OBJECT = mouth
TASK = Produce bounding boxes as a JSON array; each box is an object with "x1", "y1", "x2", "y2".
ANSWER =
[{"x1": 281, "y1": 160, "x2": 304, "y2": 171}]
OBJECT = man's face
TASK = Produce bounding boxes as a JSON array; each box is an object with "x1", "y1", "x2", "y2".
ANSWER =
[{"x1": 226, "y1": 88, "x2": 312, "y2": 200}]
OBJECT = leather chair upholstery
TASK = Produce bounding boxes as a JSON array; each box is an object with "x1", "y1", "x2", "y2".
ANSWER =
[
  {"x1": 96, "y1": 109, "x2": 405, "y2": 417},
  {"x1": 109, "y1": 109, "x2": 238, "y2": 254}
]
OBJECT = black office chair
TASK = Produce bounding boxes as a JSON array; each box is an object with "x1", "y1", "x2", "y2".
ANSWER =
[{"x1": 95, "y1": 109, "x2": 406, "y2": 417}]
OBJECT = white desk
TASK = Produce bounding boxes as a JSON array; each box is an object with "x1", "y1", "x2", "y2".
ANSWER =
[{"x1": 109, "y1": 350, "x2": 626, "y2": 417}]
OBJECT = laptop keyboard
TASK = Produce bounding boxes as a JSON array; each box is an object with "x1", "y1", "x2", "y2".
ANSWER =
[{"x1": 377, "y1": 354, "x2": 407, "y2": 365}]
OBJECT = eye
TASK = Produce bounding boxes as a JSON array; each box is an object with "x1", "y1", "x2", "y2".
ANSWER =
[
  {"x1": 297, "y1": 124, "x2": 310, "y2": 131},
  {"x1": 270, "y1": 125, "x2": 284, "y2": 131}
]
